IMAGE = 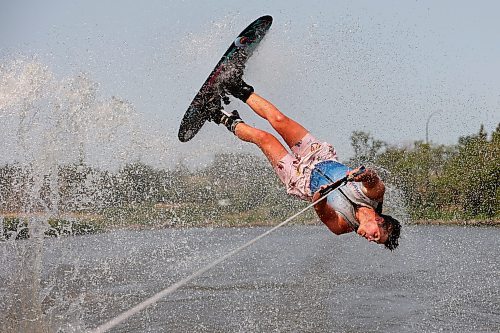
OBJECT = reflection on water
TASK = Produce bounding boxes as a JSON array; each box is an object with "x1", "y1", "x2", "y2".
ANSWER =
[{"x1": 1, "y1": 225, "x2": 499, "y2": 332}]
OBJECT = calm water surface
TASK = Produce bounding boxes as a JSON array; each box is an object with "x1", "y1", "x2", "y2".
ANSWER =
[{"x1": 1, "y1": 225, "x2": 498, "y2": 332}]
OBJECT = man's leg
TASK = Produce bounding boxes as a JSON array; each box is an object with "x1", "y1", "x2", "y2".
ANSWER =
[
  {"x1": 222, "y1": 74, "x2": 309, "y2": 149},
  {"x1": 209, "y1": 109, "x2": 289, "y2": 166},
  {"x1": 234, "y1": 122, "x2": 290, "y2": 167},
  {"x1": 245, "y1": 93, "x2": 309, "y2": 149},
  {"x1": 211, "y1": 110, "x2": 314, "y2": 201}
]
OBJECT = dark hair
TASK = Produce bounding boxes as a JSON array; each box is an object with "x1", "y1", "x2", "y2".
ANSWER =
[{"x1": 380, "y1": 214, "x2": 401, "y2": 251}]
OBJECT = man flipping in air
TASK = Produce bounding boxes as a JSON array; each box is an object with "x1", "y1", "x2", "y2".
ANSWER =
[{"x1": 209, "y1": 73, "x2": 401, "y2": 250}]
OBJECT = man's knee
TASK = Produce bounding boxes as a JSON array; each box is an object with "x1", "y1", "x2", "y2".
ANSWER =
[
  {"x1": 269, "y1": 112, "x2": 290, "y2": 128},
  {"x1": 254, "y1": 129, "x2": 276, "y2": 145}
]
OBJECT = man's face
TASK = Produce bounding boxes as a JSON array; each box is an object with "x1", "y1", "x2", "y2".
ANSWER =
[{"x1": 357, "y1": 215, "x2": 389, "y2": 244}]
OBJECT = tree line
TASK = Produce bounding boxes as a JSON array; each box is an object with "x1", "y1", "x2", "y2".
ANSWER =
[{"x1": 349, "y1": 124, "x2": 499, "y2": 221}]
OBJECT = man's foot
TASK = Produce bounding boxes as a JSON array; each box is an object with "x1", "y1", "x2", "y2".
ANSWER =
[
  {"x1": 221, "y1": 64, "x2": 254, "y2": 103},
  {"x1": 209, "y1": 109, "x2": 244, "y2": 133}
]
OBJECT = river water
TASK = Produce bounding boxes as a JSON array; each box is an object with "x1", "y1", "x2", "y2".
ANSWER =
[{"x1": 1, "y1": 225, "x2": 498, "y2": 332}]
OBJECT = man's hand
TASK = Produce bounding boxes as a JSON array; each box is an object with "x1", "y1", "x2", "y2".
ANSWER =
[
  {"x1": 347, "y1": 167, "x2": 385, "y2": 201},
  {"x1": 312, "y1": 184, "x2": 330, "y2": 202},
  {"x1": 348, "y1": 167, "x2": 378, "y2": 186}
]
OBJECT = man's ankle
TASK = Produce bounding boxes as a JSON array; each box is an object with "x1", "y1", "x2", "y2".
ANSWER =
[{"x1": 220, "y1": 110, "x2": 244, "y2": 133}]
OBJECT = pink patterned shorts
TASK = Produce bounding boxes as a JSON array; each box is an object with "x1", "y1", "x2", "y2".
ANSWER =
[{"x1": 274, "y1": 133, "x2": 338, "y2": 201}]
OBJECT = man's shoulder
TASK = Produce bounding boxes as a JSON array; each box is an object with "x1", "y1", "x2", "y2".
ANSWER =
[{"x1": 335, "y1": 212, "x2": 357, "y2": 234}]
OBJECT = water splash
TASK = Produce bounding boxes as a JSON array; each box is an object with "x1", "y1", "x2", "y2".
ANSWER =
[
  {"x1": 0, "y1": 58, "x2": 143, "y2": 169},
  {"x1": 0, "y1": 57, "x2": 148, "y2": 332}
]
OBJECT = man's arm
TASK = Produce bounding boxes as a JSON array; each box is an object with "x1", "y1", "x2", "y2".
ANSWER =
[
  {"x1": 312, "y1": 188, "x2": 352, "y2": 235},
  {"x1": 350, "y1": 167, "x2": 385, "y2": 201}
]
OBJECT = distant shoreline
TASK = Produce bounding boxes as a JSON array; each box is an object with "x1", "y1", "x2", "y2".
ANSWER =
[
  {"x1": 1, "y1": 212, "x2": 499, "y2": 226},
  {"x1": 409, "y1": 219, "x2": 500, "y2": 227},
  {"x1": 1, "y1": 213, "x2": 499, "y2": 237}
]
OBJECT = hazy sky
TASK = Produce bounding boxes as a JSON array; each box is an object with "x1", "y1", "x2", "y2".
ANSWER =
[{"x1": 1, "y1": 0, "x2": 499, "y2": 166}]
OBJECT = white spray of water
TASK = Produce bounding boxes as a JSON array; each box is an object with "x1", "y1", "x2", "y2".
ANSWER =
[
  {"x1": 0, "y1": 58, "x2": 145, "y2": 170},
  {"x1": 0, "y1": 57, "x2": 158, "y2": 332}
]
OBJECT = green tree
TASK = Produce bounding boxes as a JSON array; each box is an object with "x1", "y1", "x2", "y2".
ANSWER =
[
  {"x1": 437, "y1": 124, "x2": 499, "y2": 218},
  {"x1": 349, "y1": 131, "x2": 386, "y2": 166},
  {"x1": 376, "y1": 142, "x2": 448, "y2": 218},
  {"x1": 115, "y1": 162, "x2": 163, "y2": 205}
]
